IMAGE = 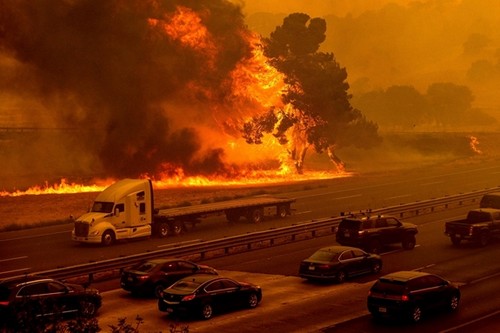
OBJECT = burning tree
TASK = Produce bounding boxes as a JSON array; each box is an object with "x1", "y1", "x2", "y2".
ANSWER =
[{"x1": 242, "y1": 13, "x2": 381, "y2": 174}]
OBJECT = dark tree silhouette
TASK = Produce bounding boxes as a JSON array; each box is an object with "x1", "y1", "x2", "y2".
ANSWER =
[{"x1": 242, "y1": 13, "x2": 381, "y2": 173}]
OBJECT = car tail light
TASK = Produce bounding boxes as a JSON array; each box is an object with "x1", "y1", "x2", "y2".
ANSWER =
[
  {"x1": 0, "y1": 301, "x2": 9, "y2": 306},
  {"x1": 138, "y1": 275, "x2": 149, "y2": 281},
  {"x1": 401, "y1": 294, "x2": 409, "y2": 301},
  {"x1": 182, "y1": 294, "x2": 196, "y2": 302}
]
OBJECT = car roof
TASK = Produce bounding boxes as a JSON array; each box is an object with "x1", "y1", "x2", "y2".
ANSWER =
[
  {"x1": 180, "y1": 274, "x2": 222, "y2": 284},
  {"x1": 379, "y1": 271, "x2": 430, "y2": 282},
  {"x1": 0, "y1": 275, "x2": 54, "y2": 288},
  {"x1": 145, "y1": 258, "x2": 187, "y2": 264},
  {"x1": 317, "y1": 245, "x2": 362, "y2": 253}
]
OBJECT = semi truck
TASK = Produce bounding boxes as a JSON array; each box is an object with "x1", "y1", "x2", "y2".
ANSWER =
[{"x1": 72, "y1": 178, "x2": 296, "y2": 246}]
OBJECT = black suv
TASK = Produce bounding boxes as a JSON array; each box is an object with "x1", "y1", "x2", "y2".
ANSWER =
[
  {"x1": 367, "y1": 271, "x2": 460, "y2": 323},
  {"x1": 336, "y1": 214, "x2": 418, "y2": 253},
  {"x1": 0, "y1": 275, "x2": 101, "y2": 329}
]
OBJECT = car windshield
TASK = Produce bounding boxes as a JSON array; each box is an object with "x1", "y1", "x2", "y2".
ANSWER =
[
  {"x1": 340, "y1": 219, "x2": 361, "y2": 229},
  {"x1": 132, "y1": 261, "x2": 158, "y2": 272},
  {"x1": 171, "y1": 280, "x2": 203, "y2": 292},
  {"x1": 372, "y1": 279, "x2": 407, "y2": 295},
  {"x1": 310, "y1": 250, "x2": 340, "y2": 262},
  {"x1": 91, "y1": 201, "x2": 114, "y2": 213}
]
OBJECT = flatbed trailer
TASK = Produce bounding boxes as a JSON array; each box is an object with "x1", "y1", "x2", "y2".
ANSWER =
[{"x1": 72, "y1": 178, "x2": 296, "y2": 245}]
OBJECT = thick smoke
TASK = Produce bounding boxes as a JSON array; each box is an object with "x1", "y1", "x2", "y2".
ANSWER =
[{"x1": 0, "y1": 0, "x2": 252, "y2": 182}]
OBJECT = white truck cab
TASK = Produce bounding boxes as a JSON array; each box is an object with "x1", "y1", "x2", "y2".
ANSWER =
[{"x1": 72, "y1": 179, "x2": 154, "y2": 245}]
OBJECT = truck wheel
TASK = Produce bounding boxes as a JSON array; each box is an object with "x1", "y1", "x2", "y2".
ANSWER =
[
  {"x1": 157, "y1": 222, "x2": 169, "y2": 238},
  {"x1": 402, "y1": 234, "x2": 416, "y2": 250},
  {"x1": 225, "y1": 210, "x2": 240, "y2": 223},
  {"x1": 171, "y1": 221, "x2": 184, "y2": 236},
  {"x1": 101, "y1": 230, "x2": 115, "y2": 246},
  {"x1": 277, "y1": 205, "x2": 288, "y2": 218},
  {"x1": 450, "y1": 236, "x2": 461, "y2": 246},
  {"x1": 247, "y1": 208, "x2": 263, "y2": 223},
  {"x1": 478, "y1": 232, "x2": 489, "y2": 247}
]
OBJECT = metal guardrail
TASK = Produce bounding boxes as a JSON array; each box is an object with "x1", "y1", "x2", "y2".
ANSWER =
[{"x1": 35, "y1": 187, "x2": 499, "y2": 283}]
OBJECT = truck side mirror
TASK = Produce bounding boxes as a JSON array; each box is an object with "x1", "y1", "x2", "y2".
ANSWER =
[{"x1": 114, "y1": 208, "x2": 120, "y2": 217}]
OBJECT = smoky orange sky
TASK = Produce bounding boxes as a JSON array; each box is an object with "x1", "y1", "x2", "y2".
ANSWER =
[{"x1": 1, "y1": 0, "x2": 499, "y2": 190}]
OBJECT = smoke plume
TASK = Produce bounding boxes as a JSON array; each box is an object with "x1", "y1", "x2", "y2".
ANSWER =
[{"x1": 0, "y1": 0, "x2": 257, "y2": 184}]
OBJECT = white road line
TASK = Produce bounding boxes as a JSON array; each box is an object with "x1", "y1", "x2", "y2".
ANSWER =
[
  {"x1": 0, "y1": 230, "x2": 70, "y2": 242},
  {"x1": 0, "y1": 268, "x2": 31, "y2": 276},
  {"x1": 387, "y1": 194, "x2": 412, "y2": 200},
  {"x1": 295, "y1": 210, "x2": 312, "y2": 215},
  {"x1": 439, "y1": 309, "x2": 500, "y2": 333},
  {"x1": 0, "y1": 256, "x2": 28, "y2": 263},
  {"x1": 420, "y1": 181, "x2": 445, "y2": 186},
  {"x1": 332, "y1": 194, "x2": 362, "y2": 200}
]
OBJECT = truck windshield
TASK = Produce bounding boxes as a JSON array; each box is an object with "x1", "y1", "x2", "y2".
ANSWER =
[{"x1": 91, "y1": 202, "x2": 114, "y2": 213}]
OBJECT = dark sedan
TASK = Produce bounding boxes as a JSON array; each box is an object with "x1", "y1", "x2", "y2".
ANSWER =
[
  {"x1": 158, "y1": 274, "x2": 262, "y2": 320},
  {"x1": 299, "y1": 245, "x2": 382, "y2": 283},
  {"x1": 120, "y1": 258, "x2": 218, "y2": 297},
  {"x1": 0, "y1": 275, "x2": 101, "y2": 330}
]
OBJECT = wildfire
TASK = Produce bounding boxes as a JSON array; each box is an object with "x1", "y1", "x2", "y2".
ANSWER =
[
  {"x1": 469, "y1": 136, "x2": 482, "y2": 154},
  {"x1": 0, "y1": 170, "x2": 352, "y2": 197}
]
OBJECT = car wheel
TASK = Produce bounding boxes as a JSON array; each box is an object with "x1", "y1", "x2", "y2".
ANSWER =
[
  {"x1": 336, "y1": 270, "x2": 347, "y2": 283},
  {"x1": 101, "y1": 230, "x2": 115, "y2": 246},
  {"x1": 248, "y1": 293, "x2": 259, "y2": 308},
  {"x1": 409, "y1": 305, "x2": 422, "y2": 323},
  {"x1": 367, "y1": 239, "x2": 382, "y2": 254},
  {"x1": 154, "y1": 284, "x2": 166, "y2": 298},
  {"x1": 449, "y1": 294, "x2": 460, "y2": 311},
  {"x1": 371, "y1": 261, "x2": 382, "y2": 274},
  {"x1": 402, "y1": 234, "x2": 416, "y2": 250},
  {"x1": 80, "y1": 300, "x2": 97, "y2": 317},
  {"x1": 451, "y1": 236, "x2": 461, "y2": 246},
  {"x1": 201, "y1": 303, "x2": 213, "y2": 320}
]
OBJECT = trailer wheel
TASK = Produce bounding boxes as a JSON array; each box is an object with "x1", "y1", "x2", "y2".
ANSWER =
[
  {"x1": 277, "y1": 205, "x2": 288, "y2": 218},
  {"x1": 157, "y1": 222, "x2": 169, "y2": 238},
  {"x1": 101, "y1": 230, "x2": 115, "y2": 246},
  {"x1": 225, "y1": 210, "x2": 240, "y2": 223},
  {"x1": 247, "y1": 208, "x2": 263, "y2": 223},
  {"x1": 171, "y1": 221, "x2": 184, "y2": 236}
]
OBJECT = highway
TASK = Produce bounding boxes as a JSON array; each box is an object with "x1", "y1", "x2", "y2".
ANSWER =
[{"x1": 2, "y1": 160, "x2": 500, "y2": 331}]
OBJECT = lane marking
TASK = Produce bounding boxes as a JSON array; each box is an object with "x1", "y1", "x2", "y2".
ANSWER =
[
  {"x1": 420, "y1": 181, "x2": 445, "y2": 186},
  {"x1": 387, "y1": 194, "x2": 412, "y2": 200},
  {"x1": 0, "y1": 268, "x2": 31, "y2": 276},
  {"x1": 0, "y1": 230, "x2": 70, "y2": 242},
  {"x1": 332, "y1": 194, "x2": 362, "y2": 201},
  {"x1": 0, "y1": 256, "x2": 28, "y2": 263},
  {"x1": 439, "y1": 309, "x2": 500, "y2": 333}
]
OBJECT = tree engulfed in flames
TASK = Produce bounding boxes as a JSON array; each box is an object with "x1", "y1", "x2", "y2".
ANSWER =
[{"x1": 0, "y1": 2, "x2": 352, "y2": 197}]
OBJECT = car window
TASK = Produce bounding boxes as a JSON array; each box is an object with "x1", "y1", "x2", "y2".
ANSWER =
[
  {"x1": 339, "y1": 219, "x2": 361, "y2": 229},
  {"x1": 177, "y1": 261, "x2": 196, "y2": 270},
  {"x1": 162, "y1": 262, "x2": 178, "y2": 272},
  {"x1": 419, "y1": 275, "x2": 445, "y2": 289},
  {"x1": 171, "y1": 280, "x2": 202, "y2": 292},
  {"x1": 339, "y1": 250, "x2": 354, "y2": 260},
  {"x1": 310, "y1": 250, "x2": 340, "y2": 262},
  {"x1": 205, "y1": 281, "x2": 225, "y2": 292},
  {"x1": 133, "y1": 261, "x2": 157, "y2": 272},
  {"x1": 219, "y1": 279, "x2": 239, "y2": 289},
  {"x1": 375, "y1": 218, "x2": 387, "y2": 228},
  {"x1": 361, "y1": 220, "x2": 373, "y2": 229},
  {"x1": 352, "y1": 249, "x2": 366, "y2": 257},
  {"x1": 47, "y1": 281, "x2": 67, "y2": 293},
  {"x1": 17, "y1": 282, "x2": 49, "y2": 297},
  {"x1": 386, "y1": 218, "x2": 400, "y2": 227},
  {"x1": 372, "y1": 279, "x2": 407, "y2": 295}
]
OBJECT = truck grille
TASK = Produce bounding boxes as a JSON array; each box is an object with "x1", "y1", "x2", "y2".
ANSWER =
[{"x1": 74, "y1": 222, "x2": 89, "y2": 237}]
